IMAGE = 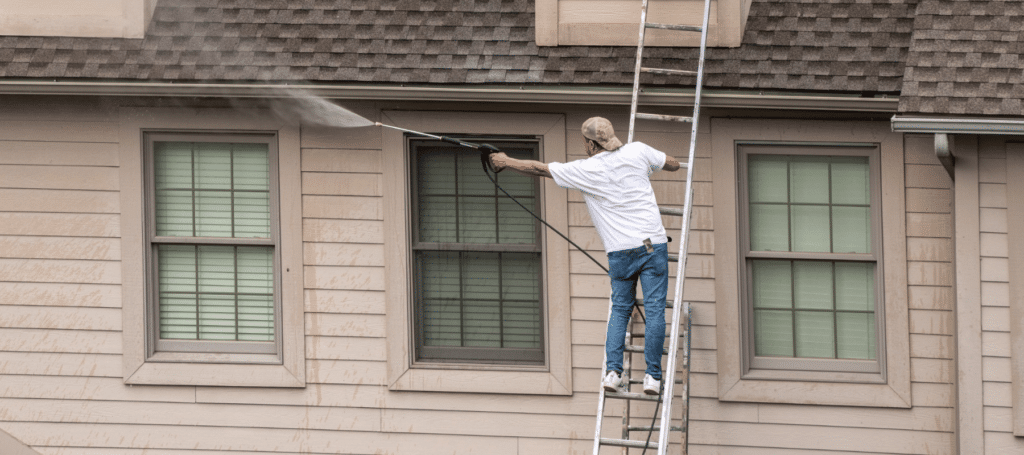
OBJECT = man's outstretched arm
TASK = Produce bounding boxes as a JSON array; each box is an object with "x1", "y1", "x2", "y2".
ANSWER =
[{"x1": 490, "y1": 152, "x2": 552, "y2": 178}]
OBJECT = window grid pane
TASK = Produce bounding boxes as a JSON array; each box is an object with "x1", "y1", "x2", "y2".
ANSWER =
[
  {"x1": 414, "y1": 142, "x2": 543, "y2": 362},
  {"x1": 151, "y1": 137, "x2": 276, "y2": 348}
]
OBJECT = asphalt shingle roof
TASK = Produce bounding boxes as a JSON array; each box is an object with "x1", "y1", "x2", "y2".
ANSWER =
[
  {"x1": 0, "y1": 0, "x2": 916, "y2": 97},
  {"x1": 4, "y1": 0, "x2": 1019, "y2": 117},
  {"x1": 899, "y1": 0, "x2": 1024, "y2": 116}
]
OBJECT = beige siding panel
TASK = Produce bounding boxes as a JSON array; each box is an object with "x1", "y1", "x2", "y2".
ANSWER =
[
  {"x1": 0, "y1": 120, "x2": 117, "y2": 143},
  {"x1": 906, "y1": 212, "x2": 953, "y2": 238},
  {"x1": 688, "y1": 447, "x2": 874, "y2": 455},
  {"x1": 757, "y1": 403, "x2": 953, "y2": 432},
  {"x1": 0, "y1": 236, "x2": 120, "y2": 261},
  {"x1": 302, "y1": 195, "x2": 382, "y2": 220},
  {"x1": 905, "y1": 164, "x2": 952, "y2": 189},
  {"x1": 910, "y1": 334, "x2": 954, "y2": 359},
  {"x1": 301, "y1": 172, "x2": 383, "y2": 196},
  {"x1": 0, "y1": 422, "x2": 517, "y2": 455},
  {"x1": 301, "y1": 148, "x2": 382, "y2": 174},
  {"x1": 983, "y1": 331, "x2": 1012, "y2": 358},
  {"x1": 0, "y1": 328, "x2": 120, "y2": 354},
  {"x1": 981, "y1": 257, "x2": 1010, "y2": 283},
  {"x1": 982, "y1": 281, "x2": 1010, "y2": 308},
  {"x1": 980, "y1": 207, "x2": 1008, "y2": 233},
  {"x1": 0, "y1": 259, "x2": 120, "y2": 284},
  {"x1": 979, "y1": 157, "x2": 1008, "y2": 183},
  {"x1": 909, "y1": 309, "x2": 954, "y2": 335},
  {"x1": 983, "y1": 306, "x2": 1011, "y2": 333},
  {"x1": 0, "y1": 352, "x2": 120, "y2": 377},
  {"x1": 0, "y1": 283, "x2": 120, "y2": 308},
  {"x1": 903, "y1": 134, "x2": 936, "y2": 165},
  {"x1": 303, "y1": 243, "x2": 385, "y2": 267},
  {"x1": 984, "y1": 357, "x2": 1012, "y2": 383},
  {"x1": 305, "y1": 336, "x2": 386, "y2": 361},
  {"x1": 984, "y1": 382, "x2": 1012, "y2": 407},
  {"x1": 303, "y1": 265, "x2": 385, "y2": 291},
  {"x1": 980, "y1": 232, "x2": 1009, "y2": 258},
  {"x1": 905, "y1": 188, "x2": 952, "y2": 213},
  {"x1": 0, "y1": 375, "x2": 193, "y2": 403},
  {"x1": 0, "y1": 213, "x2": 120, "y2": 237},
  {"x1": 304, "y1": 289, "x2": 385, "y2": 314},
  {"x1": 0, "y1": 189, "x2": 119, "y2": 213},
  {"x1": 908, "y1": 285, "x2": 954, "y2": 310},
  {"x1": 301, "y1": 122, "x2": 382, "y2": 150},
  {"x1": 913, "y1": 382, "x2": 955, "y2": 407},
  {"x1": 688, "y1": 420, "x2": 953, "y2": 454},
  {"x1": 910, "y1": 358, "x2": 954, "y2": 383},
  {"x1": 907, "y1": 261, "x2": 954, "y2": 286},
  {"x1": 304, "y1": 313, "x2": 385, "y2": 338},
  {"x1": 197, "y1": 383, "x2": 386, "y2": 409},
  {"x1": 984, "y1": 406, "x2": 1013, "y2": 432},
  {"x1": 306, "y1": 359, "x2": 387, "y2": 385},
  {"x1": 303, "y1": 218, "x2": 383, "y2": 244},
  {"x1": 0, "y1": 140, "x2": 118, "y2": 167},
  {"x1": 380, "y1": 408, "x2": 594, "y2": 439},
  {"x1": 0, "y1": 165, "x2": 118, "y2": 191},
  {"x1": 0, "y1": 398, "x2": 381, "y2": 432},
  {"x1": 984, "y1": 430, "x2": 1024, "y2": 454},
  {"x1": 979, "y1": 183, "x2": 1008, "y2": 208},
  {"x1": 906, "y1": 237, "x2": 953, "y2": 262},
  {"x1": 0, "y1": 306, "x2": 120, "y2": 331}
]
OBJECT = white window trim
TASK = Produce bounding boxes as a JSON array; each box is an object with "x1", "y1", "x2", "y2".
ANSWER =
[
  {"x1": 382, "y1": 110, "x2": 573, "y2": 395},
  {"x1": 712, "y1": 118, "x2": 910, "y2": 407},
  {"x1": 120, "y1": 107, "x2": 305, "y2": 387}
]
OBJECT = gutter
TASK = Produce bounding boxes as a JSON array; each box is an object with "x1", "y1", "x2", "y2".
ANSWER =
[
  {"x1": 0, "y1": 80, "x2": 898, "y2": 112},
  {"x1": 891, "y1": 116, "x2": 1024, "y2": 135}
]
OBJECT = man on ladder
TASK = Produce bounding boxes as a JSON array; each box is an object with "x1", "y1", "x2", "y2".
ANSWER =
[{"x1": 490, "y1": 116, "x2": 681, "y2": 395}]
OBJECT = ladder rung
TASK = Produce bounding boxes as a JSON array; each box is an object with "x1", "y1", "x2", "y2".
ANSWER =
[
  {"x1": 645, "y1": 22, "x2": 702, "y2": 32},
  {"x1": 626, "y1": 344, "x2": 668, "y2": 355},
  {"x1": 628, "y1": 425, "x2": 686, "y2": 432},
  {"x1": 599, "y1": 438, "x2": 659, "y2": 450},
  {"x1": 634, "y1": 298, "x2": 673, "y2": 309},
  {"x1": 628, "y1": 378, "x2": 686, "y2": 385},
  {"x1": 635, "y1": 113, "x2": 693, "y2": 123},
  {"x1": 605, "y1": 391, "x2": 661, "y2": 402},
  {"x1": 668, "y1": 253, "x2": 679, "y2": 262},
  {"x1": 659, "y1": 207, "x2": 685, "y2": 217},
  {"x1": 641, "y1": 67, "x2": 698, "y2": 77}
]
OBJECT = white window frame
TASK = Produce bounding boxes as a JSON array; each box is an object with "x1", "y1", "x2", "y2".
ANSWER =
[
  {"x1": 712, "y1": 118, "x2": 910, "y2": 407},
  {"x1": 382, "y1": 111, "x2": 572, "y2": 395},
  {"x1": 120, "y1": 108, "x2": 305, "y2": 387}
]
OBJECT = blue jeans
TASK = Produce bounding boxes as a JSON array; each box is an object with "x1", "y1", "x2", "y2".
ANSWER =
[{"x1": 605, "y1": 243, "x2": 668, "y2": 380}]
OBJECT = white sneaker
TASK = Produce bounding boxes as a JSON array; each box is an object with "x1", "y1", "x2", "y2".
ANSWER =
[
  {"x1": 602, "y1": 370, "x2": 624, "y2": 393},
  {"x1": 643, "y1": 374, "x2": 661, "y2": 395}
]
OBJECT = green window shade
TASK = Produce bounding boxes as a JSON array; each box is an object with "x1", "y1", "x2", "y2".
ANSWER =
[
  {"x1": 414, "y1": 141, "x2": 543, "y2": 362},
  {"x1": 158, "y1": 245, "x2": 274, "y2": 341},
  {"x1": 751, "y1": 260, "x2": 876, "y2": 360},
  {"x1": 418, "y1": 251, "x2": 542, "y2": 349},
  {"x1": 417, "y1": 146, "x2": 538, "y2": 245},
  {"x1": 748, "y1": 154, "x2": 871, "y2": 254},
  {"x1": 154, "y1": 141, "x2": 271, "y2": 239}
]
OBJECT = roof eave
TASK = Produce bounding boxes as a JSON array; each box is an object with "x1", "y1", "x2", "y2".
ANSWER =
[{"x1": 0, "y1": 80, "x2": 899, "y2": 112}]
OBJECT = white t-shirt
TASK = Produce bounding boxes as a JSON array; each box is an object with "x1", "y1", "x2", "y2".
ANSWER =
[{"x1": 548, "y1": 142, "x2": 668, "y2": 253}]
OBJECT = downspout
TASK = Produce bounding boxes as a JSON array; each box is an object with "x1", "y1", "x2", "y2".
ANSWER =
[{"x1": 935, "y1": 133, "x2": 955, "y2": 180}]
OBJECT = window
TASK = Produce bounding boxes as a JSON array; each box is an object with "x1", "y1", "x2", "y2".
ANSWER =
[
  {"x1": 120, "y1": 107, "x2": 304, "y2": 388},
  {"x1": 411, "y1": 139, "x2": 544, "y2": 364},
  {"x1": 382, "y1": 110, "x2": 571, "y2": 395},
  {"x1": 145, "y1": 133, "x2": 280, "y2": 357},
  {"x1": 711, "y1": 119, "x2": 910, "y2": 408},
  {"x1": 739, "y1": 147, "x2": 882, "y2": 373}
]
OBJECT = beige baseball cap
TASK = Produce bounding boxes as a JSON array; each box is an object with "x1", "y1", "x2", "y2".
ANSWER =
[{"x1": 581, "y1": 117, "x2": 623, "y2": 151}]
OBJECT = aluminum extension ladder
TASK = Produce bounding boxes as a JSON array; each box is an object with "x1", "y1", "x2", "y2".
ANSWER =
[{"x1": 592, "y1": 0, "x2": 710, "y2": 453}]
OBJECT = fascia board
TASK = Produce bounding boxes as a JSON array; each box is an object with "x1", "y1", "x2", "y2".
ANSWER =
[
  {"x1": 892, "y1": 115, "x2": 1024, "y2": 135},
  {"x1": 0, "y1": 80, "x2": 898, "y2": 112}
]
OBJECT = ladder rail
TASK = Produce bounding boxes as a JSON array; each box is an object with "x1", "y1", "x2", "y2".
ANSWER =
[
  {"x1": 658, "y1": 0, "x2": 711, "y2": 451},
  {"x1": 627, "y1": 0, "x2": 652, "y2": 144}
]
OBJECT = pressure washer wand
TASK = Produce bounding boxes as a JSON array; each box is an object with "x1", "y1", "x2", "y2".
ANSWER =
[{"x1": 375, "y1": 122, "x2": 501, "y2": 173}]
